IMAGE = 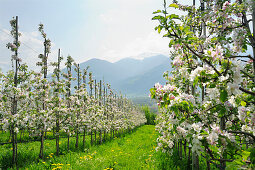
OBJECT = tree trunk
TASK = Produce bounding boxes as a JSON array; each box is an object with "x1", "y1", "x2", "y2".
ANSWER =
[
  {"x1": 252, "y1": 3, "x2": 255, "y2": 79},
  {"x1": 39, "y1": 131, "x2": 44, "y2": 158},
  {"x1": 220, "y1": 117, "x2": 226, "y2": 170},
  {"x1": 207, "y1": 161, "x2": 211, "y2": 170},
  {"x1": 67, "y1": 134, "x2": 70, "y2": 151},
  {"x1": 90, "y1": 130, "x2": 93, "y2": 146},
  {"x1": 180, "y1": 141, "x2": 182, "y2": 159},
  {"x1": 188, "y1": 147, "x2": 191, "y2": 169},
  {"x1": 83, "y1": 127, "x2": 86, "y2": 149},
  {"x1": 100, "y1": 129, "x2": 102, "y2": 144},
  {"x1": 56, "y1": 120, "x2": 59, "y2": 156},
  {"x1": 192, "y1": 152, "x2": 199, "y2": 170},
  {"x1": 75, "y1": 128, "x2": 79, "y2": 149},
  {"x1": 95, "y1": 130, "x2": 97, "y2": 144},
  {"x1": 104, "y1": 129, "x2": 106, "y2": 142}
]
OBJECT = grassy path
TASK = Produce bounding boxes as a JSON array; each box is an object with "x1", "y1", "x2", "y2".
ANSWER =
[{"x1": 22, "y1": 125, "x2": 166, "y2": 170}]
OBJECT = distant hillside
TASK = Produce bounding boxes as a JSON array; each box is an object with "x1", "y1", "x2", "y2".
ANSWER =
[
  {"x1": 69, "y1": 54, "x2": 172, "y2": 97},
  {"x1": 117, "y1": 59, "x2": 171, "y2": 97},
  {"x1": 1, "y1": 54, "x2": 172, "y2": 100}
]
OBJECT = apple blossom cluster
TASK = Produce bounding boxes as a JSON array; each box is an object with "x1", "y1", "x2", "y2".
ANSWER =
[
  {"x1": 0, "y1": 68, "x2": 146, "y2": 136},
  {"x1": 152, "y1": 0, "x2": 255, "y2": 168},
  {"x1": 0, "y1": 18, "x2": 146, "y2": 163}
]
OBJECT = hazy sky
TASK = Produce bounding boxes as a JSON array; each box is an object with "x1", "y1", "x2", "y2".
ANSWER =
[{"x1": 0, "y1": 0, "x2": 181, "y2": 71}]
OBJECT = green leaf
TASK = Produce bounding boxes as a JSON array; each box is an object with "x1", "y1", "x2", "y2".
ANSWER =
[
  {"x1": 220, "y1": 89, "x2": 228, "y2": 103},
  {"x1": 2, "y1": 96, "x2": 7, "y2": 102},
  {"x1": 169, "y1": 3, "x2": 179, "y2": 8},
  {"x1": 153, "y1": 10, "x2": 161, "y2": 14},
  {"x1": 169, "y1": 14, "x2": 179, "y2": 19},
  {"x1": 219, "y1": 107, "x2": 226, "y2": 117},
  {"x1": 152, "y1": 16, "x2": 161, "y2": 20},
  {"x1": 158, "y1": 26, "x2": 161, "y2": 33},
  {"x1": 241, "y1": 101, "x2": 246, "y2": 107},
  {"x1": 150, "y1": 88, "x2": 156, "y2": 99}
]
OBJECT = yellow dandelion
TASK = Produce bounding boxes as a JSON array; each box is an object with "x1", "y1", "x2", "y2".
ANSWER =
[
  {"x1": 67, "y1": 164, "x2": 70, "y2": 166},
  {"x1": 42, "y1": 162, "x2": 45, "y2": 164}
]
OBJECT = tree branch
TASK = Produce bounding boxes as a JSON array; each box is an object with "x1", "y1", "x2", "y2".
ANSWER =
[
  {"x1": 211, "y1": 158, "x2": 233, "y2": 162},
  {"x1": 239, "y1": 87, "x2": 255, "y2": 96},
  {"x1": 223, "y1": 60, "x2": 230, "y2": 76},
  {"x1": 228, "y1": 55, "x2": 254, "y2": 60},
  {"x1": 240, "y1": 70, "x2": 254, "y2": 79},
  {"x1": 184, "y1": 44, "x2": 222, "y2": 76},
  {"x1": 228, "y1": 130, "x2": 255, "y2": 142},
  {"x1": 204, "y1": 104, "x2": 220, "y2": 113}
]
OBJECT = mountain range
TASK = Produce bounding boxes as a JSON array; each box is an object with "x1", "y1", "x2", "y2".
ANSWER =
[
  {"x1": 0, "y1": 54, "x2": 172, "y2": 98},
  {"x1": 76, "y1": 54, "x2": 172, "y2": 97}
]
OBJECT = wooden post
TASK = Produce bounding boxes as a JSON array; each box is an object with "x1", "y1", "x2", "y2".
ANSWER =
[
  {"x1": 94, "y1": 80, "x2": 97, "y2": 144},
  {"x1": 11, "y1": 16, "x2": 19, "y2": 166},
  {"x1": 89, "y1": 73, "x2": 93, "y2": 146},
  {"x1": 39, "y1": 25, "x2": 49, "y2": 159},
  {"x1": 99, "y1": 80, "x2": 102, "y2": 144},
  {"x1": 104, "y1": 87, "x2": 107, "y2": 142},
  {"x1": 82, "y1": 67, "x2": 88, "y2": 149},
  {"x1": 252, "y1": 2, "x2": 255, "y2": 79},
  {"x1": 56, "y1": 49, "x2": 61, "y2": 156},
  {"x1": 75, "y1": 64, "x2": 80, "y2": 149}
]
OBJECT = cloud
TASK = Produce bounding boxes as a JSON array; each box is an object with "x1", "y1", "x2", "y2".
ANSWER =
[
  {"x1": 99, "y1": 31, "x2": 169, "y2": 62},
  {"x1": 0, "y1": 27, "x2": 61, "y2": 72},
  {"x1": 78, "y1": 0, "x2": 171, "y2": 63}
]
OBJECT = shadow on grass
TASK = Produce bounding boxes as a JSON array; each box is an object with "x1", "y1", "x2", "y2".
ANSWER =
[{"x1": 0, "y1": 129, "x2": 139, "y2": 169}]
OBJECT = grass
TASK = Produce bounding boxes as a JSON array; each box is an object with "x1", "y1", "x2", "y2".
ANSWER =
[
  {"x1": 0, "y1": 130, "x2": 70, "y2": 144},
  {"x1": 1, "y1": 125, "x2": 183, "y2": 170},
  {"x1": 24, "y1": 125, "x2": 160, "y2": 169}
]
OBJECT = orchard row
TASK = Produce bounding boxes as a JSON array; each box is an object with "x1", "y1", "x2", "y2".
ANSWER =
[
  {"x1": 0, "y1": 16, "x2": 146, "y2": 167},
  {"x1": 151, "y1": 0, "x2": 255, "y2": 169}
]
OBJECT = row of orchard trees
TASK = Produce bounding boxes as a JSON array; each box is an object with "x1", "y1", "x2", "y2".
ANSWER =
[
  {"x1": 0, "y1": 16, "x2": 146, "y2": 166},
  {"x1": 151, "y1": 0, "x2": 255, "y2": 169}
]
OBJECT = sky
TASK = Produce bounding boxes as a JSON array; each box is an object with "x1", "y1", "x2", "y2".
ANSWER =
[{"x1": 0, "y1": 0, "x2": 178, "y2": 71}]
